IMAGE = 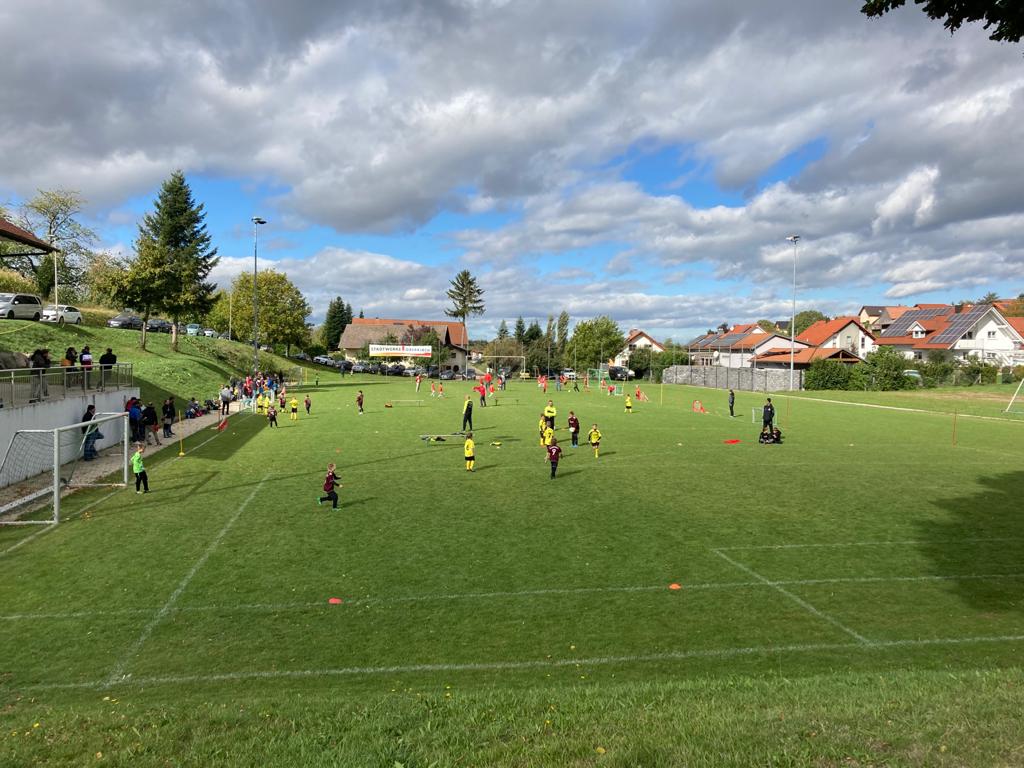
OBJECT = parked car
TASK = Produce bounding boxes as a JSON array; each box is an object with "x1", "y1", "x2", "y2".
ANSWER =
[
  {"x1": 561, "y1": 368, "x2": 576, "y2": 380},
  {"x1": 608, "y1": 365, "x2": 632, "y2": 381},
  {"x1": 439, "y1": 369, "x2": 457, "y2": 380},
  {"x1": 145, "y1": 317, "x2": 173, "y2": 333},
  {"x1": 366, "y1": 363, "x2": 381, "y2": 374},
  {"x1": 313, "y1": 355, "x2": 332, "y2": 365},
  {"x1": 351, "y1": 362, "x2": 368, "y2": 373},
  {"x1": 426, "y1": 365, "x2": 440, "y2": 377},
  {"x1": 903, "y1": 369, "x2": 924, "y2": 385},
  {"x1": 185, "y1": 323, "x2": 202, "y2": 336},
  {"x1": 218, "y1": 332, "x2": 232, "y2": 340},
  {"x1": 382, "y1": 363, "x2": 405, "y2": 376},
  {"x1": 338, "y1": 360, "x2": 354, "y2": 372},
  {"x1": 0, "y1": 293, "x2": 43, "y2": 321},
  {"x1": 107, "y1": 312, "x2": 143, "y2": 330},
  {"x1": 41, "y1": 304, "x2": 83, "y2": 325}
]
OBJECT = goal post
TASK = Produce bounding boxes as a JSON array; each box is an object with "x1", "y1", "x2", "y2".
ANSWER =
[
  {"x1": 1005, "y1": 377, "x2": 1024, "y2": 414},
  {"x1": 0, "y1": 412, "x2": 129, "y2": 525}
]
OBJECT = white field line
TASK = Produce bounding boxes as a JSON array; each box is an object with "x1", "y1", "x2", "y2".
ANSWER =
[
  {"x1": 102, "y1": 476, "x2": 267, "y2": 687},
  {"x1": 5, "y1": 572, "x2": 1023, "y2": 623},
  {"x1": 712, "y1": 549, "x2": 872, "y2": 645},
  {"x1": 0, "y1": 488, "x2": 122, "y2": 558},
  {"x1": 770, "y1": 392, "x2": 1024, "y2": 425},
  {"x1": 714, "y1": 537, "x2": 1024, "y2": 551},
  {"x1": 21, "y1": 634, "x2": 1024, "y2": 692}
]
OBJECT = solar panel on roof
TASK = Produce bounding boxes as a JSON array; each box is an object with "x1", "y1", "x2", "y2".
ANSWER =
[
  {"x1": 695, "y1": 335, "x2": 722, "y2": 348},
  {"x1": 928, "y1": 305, "x2": 990, "y2": 346},
  {"x1": 881, "y1": 307, "x2": 948, "y2": 337},
  {"x1": 708, "y1": 332, "x2": 748, "y2": 348}
]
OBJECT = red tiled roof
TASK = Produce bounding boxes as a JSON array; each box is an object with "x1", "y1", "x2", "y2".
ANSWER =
[
  {"x1": 752, "y1": 347, "x2": 863, "y2": 365},
  {"x1": 351, "y1": 317, "x2": 468, "y2": 347},
  {"x1": 0, "y1": 215, "x2": 56, "y2": 252},
  {"x1": 623, "y1": 329, "x2": 664, "y2": 350},
  {"x1": 795, "y1": 316, "x2": 872, "y2": 346},
  {"x1": 1006, "y1": 317, "x2": 1024, "y2": 338}
]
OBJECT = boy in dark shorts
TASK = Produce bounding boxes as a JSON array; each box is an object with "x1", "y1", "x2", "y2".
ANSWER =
[
  {"x1": 267, "y1": 404, "x2": 279, "y2": 427},
  {"x1": 567, "y1": 411, "x2": 580, "y2": 447},
  {"x1": 587, "y1": 423, "x2": 602, "y2": 458},
  {"x1": 318, "y1": 462, "x2": 341, "y2": 508},
  {"x1": 356, "y1": 390, "x2": 364, "y2": 414},
  {"x1": 545, "y1": 437, "x2": 563, "y2": 479},
  {"x1": 304, "y1": 395, "x2": 311, "y2": 415}
]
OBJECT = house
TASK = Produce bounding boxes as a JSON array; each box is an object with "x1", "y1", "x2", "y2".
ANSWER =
[
  {"x1": 872, "y1": 306, "x2": 911, "y2": 332},
  {"x1": 338, "y1": 317, "x2": 469, "y2": 370},
  {"x1": 750, "y1": 347, "x2": 865, "y2": 369},
  {"x1": 686, "y1": 332, "x2": 722, "y2": 366},
  {"x1": 874, "y1": 304, "x2": 1024, "y2": 365},
  {"x1": 858, "y1": 306, "x2": 885, "y2": 330},
  {"x1": 614, "y1": 329, "x2": 664, "y2": 368},
  {"x1": 796, "y1": 317, "x2": 876, "y2": 358},
  {"x1": 726, "y1": 331, "x2": 805, "y2": 368}
]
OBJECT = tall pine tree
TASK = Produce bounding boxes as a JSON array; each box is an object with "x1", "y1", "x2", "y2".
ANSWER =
[
  {"x1": 322, "y1": 296, "x2": 349, "y2": 351},
  {"x1": 514, "y1": 316, "x2": 527, "y2": 343},
  {"x1": 497, "y1": 319, "x2": 509, "y2": 340},
  {"x1": 137, "y1": 171, "x2": 218, "y2": 351}
]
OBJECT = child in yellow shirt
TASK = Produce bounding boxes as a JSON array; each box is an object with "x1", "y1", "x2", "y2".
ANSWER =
[{"x1": 464, "y1": 432, "x2": 475, "y2": 472}]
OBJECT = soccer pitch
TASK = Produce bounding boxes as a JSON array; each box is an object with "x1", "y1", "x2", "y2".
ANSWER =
[{"x1": 2, "y1": 376, "x2": 1023, "y2": 762}]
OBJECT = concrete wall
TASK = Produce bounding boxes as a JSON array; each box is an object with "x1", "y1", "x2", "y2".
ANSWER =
[
  {"x1": 662, "y1": 365, "x2": 803, "y2": 392},
  {"x1": 0, "y1": 388, "x2": 138, "y2": 486}
]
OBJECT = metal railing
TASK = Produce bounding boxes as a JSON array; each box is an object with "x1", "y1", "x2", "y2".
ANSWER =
[{"x1": 0, "y1": 363, "x2": 134, "y2": 409}]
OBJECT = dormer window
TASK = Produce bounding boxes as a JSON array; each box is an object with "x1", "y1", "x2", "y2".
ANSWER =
[{"x1": 912, "y1": 329, "x2": 925, "y2": 339}]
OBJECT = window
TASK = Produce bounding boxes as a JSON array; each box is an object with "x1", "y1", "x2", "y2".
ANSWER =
[
  {"x1": 987, "y1": 331, "x2": 996, "y2": 340},
  {"x1": 963, "y1": 331, "x2": 973, "y2": 340},
  {"x1": 914, "y1": 351, "x2": 922, "y2": 360},
  {"x1": 628, "y1": 344, "x2": 637, "y2": 351},
  {"x1": 912, "y1": 329, "x2": 925, "y2": 339}
]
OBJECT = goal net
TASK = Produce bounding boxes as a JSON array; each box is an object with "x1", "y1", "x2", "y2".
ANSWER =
[
  {"x1": 0, "y1": 412, "x2": 129, "y2": 525},
  {"x1": 1005, "y1": 378, "x2": 1024, "y2": 415}
]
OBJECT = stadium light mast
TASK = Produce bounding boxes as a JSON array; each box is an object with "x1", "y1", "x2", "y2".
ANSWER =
[
  {"x1": 252, "y1": 217, "x2": 267, "y2": 375},
  {"x1": 786, "y1": 235, "x2": 800, "y2": 391}
]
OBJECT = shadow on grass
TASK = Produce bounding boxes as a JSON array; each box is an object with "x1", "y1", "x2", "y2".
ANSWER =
[{"x1": 921, "y1": 470, "x2": 1024, "y2": 613}]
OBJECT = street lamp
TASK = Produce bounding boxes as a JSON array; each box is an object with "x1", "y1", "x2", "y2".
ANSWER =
[
  {"x1": 252, "y1": 217, "x2": 266, "y2": 375},
  {"x1": 786, "y1": 234, "x2": 800, "y2": 391}
]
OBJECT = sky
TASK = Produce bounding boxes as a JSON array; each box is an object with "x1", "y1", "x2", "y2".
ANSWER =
[{"x1": 1, "y1": 0, "x2": 1022, "y2": 342}]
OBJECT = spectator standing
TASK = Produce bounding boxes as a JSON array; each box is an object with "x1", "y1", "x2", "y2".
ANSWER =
[
  {"x1": 30, "y1": 348, "x2": 51, "y2": 401},
  {"x1": 98, "y1": 348, "x2": 117, "y2": 390},
  {"x1": 80, "y1": 346, "x2": 94, "y2": 388},
  {"x1": 762, "y1": 397, "x2": 775, "y2": 430},
  {"x1": 728, "y1": 389, "x2": 735, "y2": 418},
  {"x1": 142, "y1": 402, "x2": 161, "y2": 445},
  {"x1": 161, "y1": 397, "x2": 176, "y2": 438},
  {"x1": 81, "y1": 404, "x2": 99, "y2": 460},
  {"x1": 128, "y1": 399, "x2": 144, "y2": 442},
  {"x1": 220, "y1": 384, "x2": 232, "y2": 416}
]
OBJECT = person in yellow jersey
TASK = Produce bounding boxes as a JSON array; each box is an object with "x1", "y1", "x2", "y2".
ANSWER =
[
  {"x1": 290, "y1": 396, "x2": 299, "y2": 421},
  {"x1": 464, "y1": 431, "x2": 475, "y2": 472},
  {"x1": 542, "y1": 423, "x2": 555, "y2": 447},
  {"x1": 543, "y1": 399, "x2": 557, "y2": 429},
  {"x1": 588, "y1": 423, "x2": 602, "y2": 458},
  {"x1": 624, "y1": 394, "x2": 633, "y2": 414},
  {"x1": 538, "y1": 413, "x2": 547, "y2": 446},
  {"x1": 256, "y1": 393, "x2": 265, "y2": 414}
]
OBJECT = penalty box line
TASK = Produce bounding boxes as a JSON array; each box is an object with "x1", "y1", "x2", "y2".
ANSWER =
[
  {"x1": 5, "y1": 572, "x2": 1024, "y2": 623},
  {"x1": 22, "y1": 633, "x2": 1024, "y2": 692},
  {"x1": 102, "y1": 475, "x2": 269, "y2": 688},
  {"x1": 712, "y1": 549, "x2": 872, "y2": 645}
]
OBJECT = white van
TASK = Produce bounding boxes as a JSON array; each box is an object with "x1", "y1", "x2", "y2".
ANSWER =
[{"x1": 0, "y1": 293, "x2": 43, "y2": 320}]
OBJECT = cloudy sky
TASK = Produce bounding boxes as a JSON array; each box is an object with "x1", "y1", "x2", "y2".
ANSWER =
[{"x1": 2, "y1": 0, "x2": 1022, "y2": 340}]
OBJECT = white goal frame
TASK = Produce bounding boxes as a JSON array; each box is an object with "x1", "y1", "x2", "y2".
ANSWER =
[
  {"x1": 0, "y1": 412, "x2": 129, "y2": 525},
  {"x1": 1005, "y1": 378, "x2": 1024, "y2": 414}
]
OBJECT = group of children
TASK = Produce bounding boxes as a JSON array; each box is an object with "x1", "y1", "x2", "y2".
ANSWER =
[
  {"x1": 261, "y1": 392, "x2": 312, "y2": 427},
  {"x1": 530, "y1": 400, "x2": 602, "y2": 479}
]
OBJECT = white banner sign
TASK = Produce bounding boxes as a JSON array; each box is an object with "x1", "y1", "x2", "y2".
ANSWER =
[{"x1": 369, "y1": 344, "x2": 432, "y2": 358}]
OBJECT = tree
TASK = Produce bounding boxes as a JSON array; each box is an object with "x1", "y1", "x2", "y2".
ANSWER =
[
  {"x1": 444, "y1": 270, "x2": 485, "y2": 341},
  {"x1": 804, "y1": 359, "x2": 853, "y2": 390},
  {"x1": 0, "y1": 268, "x2": 37, "y2": 294},
  {"x1": 568, "y1": 316, "x2": 625, "y2": 369},
  {"x1": 756, "y1": 319, "x2": 778, "y2": 334},
  {"x1": 864, "y1": 345, "x2": 915, "y2": 390},
  {"x1": 322, "y1": 297, "x2": 350, "y2": 351},
  {"x1": 0, "y1": 190, "x2": 97, "y2": 302},
  {"x1": 402, "y1": 324, "x2": 441, "y2": 370},
  {"x1": 513, "y1": 316, "x2": 526, "y2": 343},
  {"x1": 1001, "y1": 294, "x2": 1024, "y2": 317},
  {"x1": 794, "y1": 310, "x2": 828, "y2": 337},
  {"x1": 105, "y1": 240, "x2": 168, "y2": 349},
  {"x1": 496, "y1": 319, "x2": 509, "y2": 340},
  {"x1": 220, "y1": 270, "x2": 312, "y2": 354},
  {"x1": 556, "y1": 311, "x2": 570, "y2": 354},
  {"x1": 977, "y1": 291, "x2": 1000, "y2": 304},
  {"x1": 523, "y1": 320, "x2": 543, "y2": 345},
  {"x1": 860, "y1": 0, "x2": 1024, "y2": 43},
  {"x1": 358, "y1": 309, "x2": 364, "y2": 318},
  {"x1": 136, "y1": 171, "x2": 218, "y2": 351}
]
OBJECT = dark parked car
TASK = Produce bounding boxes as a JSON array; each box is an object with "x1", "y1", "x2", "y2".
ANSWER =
[
  {"x1": 107, "y1": 313, "x2": 143, "y2": 330},
  {"x1": 439, "y1": 369, "x2": 457, "y2": 380},
  {"x1": 366, "y1": 363, "x2": 381, "y2": 374},
  {"x1": 426, "y1": 365, "x2": 439, "y2": 377},
  {"x1": 351, "y1": 362, "x2": 368, "y2": 373},
  {"x1": 382, "y1": 364, "x2": 405, "y2": 376},
  {"x1": 338, "y1": 360, "x2": 353, "y2": 372},
  {"x1": 146, "y1": 317, "x2": 173, "y2": 333},
  {"x1": 608, "y1": 365, "x2": 632, "y2": 381}
]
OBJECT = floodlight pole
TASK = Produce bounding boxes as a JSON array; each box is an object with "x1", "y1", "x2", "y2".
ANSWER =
[
  {"x1": 252, "y1": 217, "x2": 266, "y2": 376},
  {"x1": 786, "y1": 235, "x2": 800, "y2": 391}
]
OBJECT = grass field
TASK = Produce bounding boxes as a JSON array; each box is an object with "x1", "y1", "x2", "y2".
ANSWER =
[{"x1": 2, "y1": 377, "x2": 1023, "y2": 766}]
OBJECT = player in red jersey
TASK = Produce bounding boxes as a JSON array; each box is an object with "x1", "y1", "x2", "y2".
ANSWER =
[{"x1": 545, "y1": 437, "x2": 563, "y2": 479}]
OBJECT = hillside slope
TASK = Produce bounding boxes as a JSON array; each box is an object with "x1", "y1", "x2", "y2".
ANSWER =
[{"x1": 0, "y1": 320, "x2": 319, "y2": 405}]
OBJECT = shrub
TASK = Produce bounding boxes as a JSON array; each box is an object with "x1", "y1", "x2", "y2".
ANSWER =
[
  {"x1": 804, "y1": 359, "x2": 851, "y2": 390},
  {"x1": 0, "y1": 268, "x2": 37, "y2": 294},
  {"x1": 864, "y1": 345, "x2": 916, "y2": 390}
]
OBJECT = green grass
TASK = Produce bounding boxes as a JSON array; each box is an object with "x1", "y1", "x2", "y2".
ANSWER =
[
  {"x1": 2, "y1": 379, "x2": 1023, "y2": 766},
  {"x1": 0, "y1": 319, "x2": 319, "y2": 405},
  {"x1": 785, "y1": 383, "x2": 1023, "y2": 420}
]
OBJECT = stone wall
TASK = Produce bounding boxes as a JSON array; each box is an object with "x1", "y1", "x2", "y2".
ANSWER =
[{"x1": 662, "y1": 365, "x2": 803, "y2": 392}]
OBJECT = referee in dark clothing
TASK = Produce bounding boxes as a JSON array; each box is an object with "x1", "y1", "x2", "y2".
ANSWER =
[{"x1": 762, "y1": 397, "x2": 775, "y2": 430}]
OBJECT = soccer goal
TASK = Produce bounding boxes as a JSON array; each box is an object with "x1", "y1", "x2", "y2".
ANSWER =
[
  {"x1": 751, "y1": 407, "x2": 782, "y2": 428},
  {"x1": 386, "y1": 399, "x2": 425, "y2": 407},
  {"x1": 0, "y1": 412, "x2": 129, "y2": 525},
  {"x1": 1005, "y1": 378, "x2": 1024, "y2": 414}
]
